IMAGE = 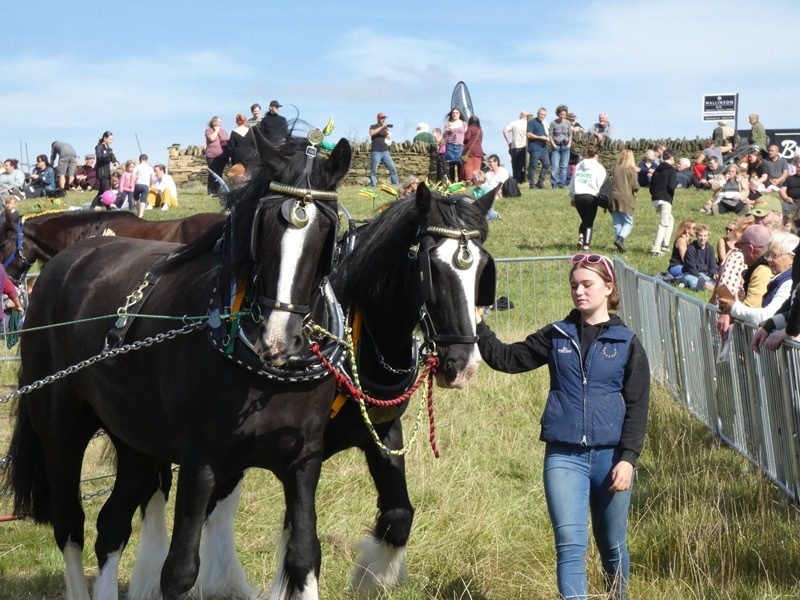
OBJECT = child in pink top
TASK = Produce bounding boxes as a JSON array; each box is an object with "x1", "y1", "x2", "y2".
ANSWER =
[{"x1": 116, "y1": 160, "x2": 136, "y2": 210}]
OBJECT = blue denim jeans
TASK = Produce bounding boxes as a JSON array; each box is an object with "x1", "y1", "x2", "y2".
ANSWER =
[
  {"x1": 611, "y1": 212, "x2": 634, "y2": 240},
  {"x1": 682, "y1": 272, "x2": 712, "y2": 291},
  {"x1": 370, "y1": 150, "x2": 399, "y2": 187},
  {"x1": 528, "y1": 148, "x2": 550, "y2": 186},
  {"x1": 543, "y1": 444, "x2": 632, "y2": 600},
  {"x1": 550, "y1": 146, "x2": 570, "y2": 187}
]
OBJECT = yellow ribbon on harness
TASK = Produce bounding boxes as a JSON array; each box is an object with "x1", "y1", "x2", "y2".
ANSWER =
[
  {"x1": 231, "y1": 276, "x2": 248, "y2": 313},
  {"x1": 329, "y1": 309, "x2": 361, "y2": 419}
]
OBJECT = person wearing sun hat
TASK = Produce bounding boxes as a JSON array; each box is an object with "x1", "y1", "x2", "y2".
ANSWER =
[
  {"x1": 413, "y1": 123, "x2": 434, "y2": 144},
  {"x1": 747, "y1": 194, "x2": 783, "y2": 228},
  {"x1": 259, "y1": 100, "x2": 289, "y2": 144}
]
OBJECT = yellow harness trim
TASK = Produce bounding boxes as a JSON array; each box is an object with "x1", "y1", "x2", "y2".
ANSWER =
[
  {"x1": 21, "y1": 209, "x2": 68, "y2": 224},
  {"x1": 329, "y1": 309, "x2": 361, "y2": 419},
  {"x1": 231, "y1": 276, "x2": 248, "y2": 313}
]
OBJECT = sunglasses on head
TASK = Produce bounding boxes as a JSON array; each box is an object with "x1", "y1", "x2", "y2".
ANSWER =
[{"x1": 571, "y1": 253, "x2": 615, "y2": 284}]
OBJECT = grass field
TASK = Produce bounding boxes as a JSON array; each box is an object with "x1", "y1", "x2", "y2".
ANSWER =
[{"x1": 1, "y1": 181, "x2": 799, "y2": 599}]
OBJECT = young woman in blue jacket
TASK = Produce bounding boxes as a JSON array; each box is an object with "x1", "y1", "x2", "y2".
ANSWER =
[{"x1": 476, "y1": 253, "x2": 650, "y2": 600}]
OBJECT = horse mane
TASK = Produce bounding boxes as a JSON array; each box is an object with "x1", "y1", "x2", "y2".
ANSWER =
[
  {"x1": 332, "y1": 190, "x2": 489, "y2": 311},
  {"x1": 163, "y1": 133, "x2": 343, "y2": 275}
]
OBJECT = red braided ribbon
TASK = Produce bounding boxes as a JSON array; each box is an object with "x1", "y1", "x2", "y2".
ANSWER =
[{"x1": 310, "y1": 343, "x2": 441, "y2": 456}]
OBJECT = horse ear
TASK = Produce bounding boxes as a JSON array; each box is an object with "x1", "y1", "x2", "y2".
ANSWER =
[
  {"x1": 2, "y1": 207, "x2": 16, "y2": 230},
  {"x1": 415, "y1": 181, "x2": 432, "y2": 216},
  {"x1": 473, "y1": 185, "x2": 498, "y2": 216},
  {"x1": 252, "y1": 126, "x2": 288, "y2": 171},
  {"x1": 323, "y1": 138, "x2": 352, "y2": 185}
]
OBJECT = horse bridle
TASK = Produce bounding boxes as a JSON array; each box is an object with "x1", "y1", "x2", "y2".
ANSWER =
[
  {"x1": 2, "y1": 217, "x2": 32, "y2": 281},
  {"x1": 411, "y1": 225, "x2": 496, "y2": 349}
]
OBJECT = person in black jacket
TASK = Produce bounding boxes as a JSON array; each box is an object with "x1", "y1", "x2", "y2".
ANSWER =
[
  {"x1": 751, "y1": 240, "x2": 800, "y2": 351},
  {"x1": 259, "y1": 100, "x2": 289, "y2": 145},
  {"x1": 649, "y1": 149, "x2": 677, "y2": 256},
  {"x1": 89, "y1": 131, "x2": 118, "y2": 209},
  {"x1": 476, "y1": 253, "x2": 650, "y2": 600}
]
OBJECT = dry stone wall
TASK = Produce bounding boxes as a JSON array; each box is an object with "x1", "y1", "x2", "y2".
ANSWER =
[{"x1": 167, "y1": 136, "x2": 710, "y2": 188}]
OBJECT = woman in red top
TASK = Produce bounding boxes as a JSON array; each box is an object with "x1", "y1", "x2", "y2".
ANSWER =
[{"x1": 461, "y1": 115, "x2": 484, "y2": 182}]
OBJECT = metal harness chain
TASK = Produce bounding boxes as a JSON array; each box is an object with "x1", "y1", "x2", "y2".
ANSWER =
[
  {"x1": 0, "y1": 320, "x2": 204, "y2": 405},
  {"x1": 306, "y1": 322, "x2": 441, "y2": 458}
]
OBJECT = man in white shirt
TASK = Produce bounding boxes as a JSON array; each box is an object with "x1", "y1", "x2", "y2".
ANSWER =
[{"x1": 503, "y1": 111, "x2": 528, "y2": 184}]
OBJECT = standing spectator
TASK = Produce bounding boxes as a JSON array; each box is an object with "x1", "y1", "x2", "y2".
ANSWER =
[
  {"x1": 90, "y1": 131, "x2": 118, "y2": 209},
  {"x1": 713, "y1": 120, "x2": 735, "y2": 154},
  {"x1": 568, "y1": 146, "x2": 606, "y2": 251},
  {"x1": 637, "y1": 150, "x2": 656, "y2": 188},
  {"x1": 228, "y1": 113, "x2": 255, "y2": 167},
  {"x1": 443, "y1": 108, "x2": 468, "y2": 183},
  {"x1": 205, "y1": 116, "x2": 229, "y2": 196},
  {"x1": 115, "y1": 160, "x2": 136, "y2": 211},
  {"x1": 50, "y1": 140, "x2": 78, "y2": 192},
  {"x1": 146, "y1": 164, "x2": 178, "y2": 211},
  {"x1": 134, "y1": 154, "x2": 154, "y2": 218},
  {"x1": 649, "y1": 149, "x2": 677, "y2": 256},
  {"x1": 461, "y1": 115, "x2": 484, "y2": 183},
  {"x1": 476, "y1": 253, "x2": 650, "y2": 600},
  {"x1": 259, "y1": 100, "x2": 289, "y2": 145},
  {"x1": 246, "y1": 103, "x2": 262, "y2": 127},
  {"x1": 526, "y1": 107, "x2": 550, "y2": 189},
  {"x1": 502, "y1": 111, "x2": 528, "y2": 184},
  {"x1": 432, "y1": 127, "x2": 445, "y2": 182},
  {"x1": 566, "y1": 112, "x2": 584, "y2": 134},
  {"x1": 589, "y1": 113, "x2": 613, "y2": 142},
  {"x1": 413, "y1": 123, "x2": 435, "y2": 144},
  {"x1": 73, "y1": 155, "x2": 98, "y2": 192},
  {"x1": 549, "y1": 105, "x2": 573, "y2": 189},
  {"x1": 26, "y1": 155, "x2": 56, "y2": 198},
  {"x1": 748, "y1": 113, "x2": 768, "y2": 150},
  {"x1": 0, "y1": 159, "x2": 25, "y2": 202},
  {"x1": 763, "y1": 144, "x2": 790, "y2": 191},
  {"x1": 681, "y1": 224, "x2": 718, "y2": 291},
  {"x1": 610, "y1": 149, "x2": 640, "y2": 253},
  {"x1": 368, "y1": 112, "x2": 398, "y2": 187},
  {"x1": 666, "y1": 219, "x2": 697, "y2": 280}
]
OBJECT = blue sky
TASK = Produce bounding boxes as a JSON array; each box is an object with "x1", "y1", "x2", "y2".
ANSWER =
[{"x1": 3, "y1": 0, "x2": 798, "y2": 170}]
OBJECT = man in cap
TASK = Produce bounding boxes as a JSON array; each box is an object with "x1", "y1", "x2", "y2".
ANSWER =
[
  {"x1": 368, "y1": 112, "x2": 398, "y2": 187},
  {"x1": 73, "y1": 154, "x2": 98, "y2": 191},
  {"x1": 259, "y1": 100, "x2": 289, "y2": 144},
  {"x1": 747, "y1": 195, "x2": 783, "y2": 228}
]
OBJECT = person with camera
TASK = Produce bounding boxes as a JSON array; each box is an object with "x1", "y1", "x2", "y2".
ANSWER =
[{"x1": 368, "y1": 112, "x2": 398, "y2": 187}]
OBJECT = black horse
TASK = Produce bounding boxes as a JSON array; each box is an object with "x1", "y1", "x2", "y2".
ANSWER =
[
  {"x1": 0, "y1": 209, "x2": 227, "y2": 281},
  {"x1": 3, "y1": 133, "x2": 352, "y2": 600},
  {"x1": 127, "y1": 184, "x2": 497, "y2": 599}
]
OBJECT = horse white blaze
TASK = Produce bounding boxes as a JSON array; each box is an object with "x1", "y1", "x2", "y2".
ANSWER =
[
  {"x1": 63, "y1": 540, "x2": 91, "y2": 600},
  {"x1": 128, "y1": 490, "x2": 169, "y2": 600},
  {"x1": 262, "y1": 205, "x2": 319, "y2": 361},
  {"x1": 433, "y1": 239, "x2": 482, "y2": 387},
  {"x1": 197, "y1": 479, "x2": 260, "y2": 599},
  {"x1": 93, "y1": 546, "x2": 122, "y2": 600}
]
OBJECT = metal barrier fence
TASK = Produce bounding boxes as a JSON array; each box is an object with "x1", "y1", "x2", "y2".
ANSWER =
[{"x1": 487, "y1": 256, "x2": 800, "y2": 503}]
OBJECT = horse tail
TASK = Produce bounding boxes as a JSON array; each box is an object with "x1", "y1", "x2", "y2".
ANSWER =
[{"x1": 3, "y1": 393, "x2": 51, "y2": 523}]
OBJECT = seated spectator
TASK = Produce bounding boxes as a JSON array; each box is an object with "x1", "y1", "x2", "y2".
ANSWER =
[
  {"x1": 397, "y1": 175, "x2": 420, "y2": 200},
  {"x1": 676, "y1": 157, "x2": 699, "y2": 188},
  {"x1": 25, "y1": 155, "x2": 56, "y2": 198},
  {"x1": 691, "y1": 154, "x2": 707, "y2": 183},
  {"x1": 413, "y1": 123, "x2": 435, "y2": 144},
  {"x1": 667, "y1": 219, "x2": 696, "y2": 279},
  {"x1": 73, "y1": 155, "x2": 98, "y2": 191},
  {"x1": 637, "y1": 150, "x2": 656, "y2": 188},
  {"x1": 697, "y1": 155, "x2": 723, "y2": 190},
  {"x1": 588, "y1": 113, "x2": 612, "y2": 142},
  {"x1": 779, "y1": 158, "x2": 800, "y2": 216},
  {"x1": 789, "y1": 151, "x2": 800, "y2": 176},
  {"x1": 701, "y1": 139, "x2": 723, "y2": 166},
  {"x1": 472, "y1": 170, "x2": 500, "y2": 220},
  {"x1": 485, "y1": 154, "x2": 510, "y2": 198},
  {"x1": 718, "y1": 232, "x2": 799, "y2": 326},
  {"x1": 0, "y1": 159, "x2": 26, "y2": 203},
  {"x1": 708, "y1": 164, "x2": 750, "y2": 215},
  {"x1": 746, "y1": 147, "x2": 768, "y2": 199},
  {"x1": 682, "y1": 223, "x2": 718, "y2": 291},
  {"x1": 763, "y1": 144, "x2": 790, "y2": 191},
  {"x1": 716, "y1": 217, "x2": 744, "y2": 265},
  {"x1": 146, "y1": 164, "x2": 178, "y2": 211},
  {"x1": 747, "y1": 195, "x2": 784, "y2": 229}
]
